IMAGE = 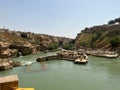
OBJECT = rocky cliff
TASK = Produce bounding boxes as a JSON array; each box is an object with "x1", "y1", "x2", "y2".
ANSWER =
[
  {"x1": 0, "y1": 28, "x2": 72, "y2": 58},
  {"x1": 75, "y1": 24, "x2": 120, "y2": 51}
]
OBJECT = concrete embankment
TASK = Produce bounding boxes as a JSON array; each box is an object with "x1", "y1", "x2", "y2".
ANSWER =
[
  {"x1": 36, "y1": 54, "x2": 60, "y2": 62},
  {"x1": 0, "y1": 74, "x2": 35, "y2": 90},
  {"x1": 37, "y1": 50, "x2": 88, "y2": 64},
  {"x1": 0, "y1": 74, "x2": 18, "y2": 90}
]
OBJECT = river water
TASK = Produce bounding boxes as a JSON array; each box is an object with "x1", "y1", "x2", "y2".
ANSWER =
[{"x1": 0, "y1": 52, "x2": 120, "y2": 90}]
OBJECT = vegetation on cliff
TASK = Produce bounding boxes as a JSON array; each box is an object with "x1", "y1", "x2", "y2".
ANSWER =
[
  {"x1": 75, "y1": 18, "x2": 120, "y2": 52},
  {"x1": 108, "y1": 17, "x2": 120, "y2": 25}
]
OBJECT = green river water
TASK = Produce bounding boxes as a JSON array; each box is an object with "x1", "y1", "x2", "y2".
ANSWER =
[{"x1": 0, "y1": 52, "x2": 120, "y2": 90}]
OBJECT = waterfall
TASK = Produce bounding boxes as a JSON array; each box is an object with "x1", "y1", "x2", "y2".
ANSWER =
[{"x1": 19, "y1": 52, "x2": 22, "y2": 56}]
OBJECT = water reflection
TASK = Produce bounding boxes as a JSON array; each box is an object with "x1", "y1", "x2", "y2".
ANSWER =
[
  {"x1": 40, "y1": 61, "x2": 48, "y2": 71},
  {"x1": 25, "y1": 64, "x2": 31, "y2": 72},
  {"x1": 25, "y1": 61, "x2": 48, "y2": 72}
]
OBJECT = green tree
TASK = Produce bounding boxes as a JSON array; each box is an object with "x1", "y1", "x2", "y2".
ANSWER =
[
  {"x1": 21, "y1": 32, "x2": 27, "y2": 38},
  {"x1": 62, "y1": 43, "x2": 73, "y2": 50},
  {"x1": 115, "y1": 17, "x2": 120, "y2": 23},
  {"x1": 48, "y1": 42, "x2": 58, "y2": 50},
  {"x1": 59, "y1": 41, "x2": 63, "y2": 47},
  {"x1": 108, "y1": 20, "x2": 115, "y2": 25},
  {"x1": 110, "y1": 36, "x2": 120, "y2": 52},
  {"x1": 69, "y1": 39, "x2": 75, "y2": 44},
  {"x1": 110, "y1": 37, "x2": 120, "y2": 47}
]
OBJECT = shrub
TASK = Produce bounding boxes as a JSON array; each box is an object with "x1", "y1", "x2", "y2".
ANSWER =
[
  {"x1": 108, "y1": 20, "x2": 115, "y2": 25},
  {"x1": 48, "y1": 42, "x2": 58, "y2": 50},
  {"x1": 110, "y1": 36, "x2": 120, "y2": 48},
  {"x1": 62, "y1": 43, "x2": 73, "y2": 50}
]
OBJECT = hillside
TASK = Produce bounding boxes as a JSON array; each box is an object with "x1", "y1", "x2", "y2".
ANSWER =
[
  {"x1": 0, "y1": 29, "x2": 72, "y2": 58},
  {"x1": 75, "y1": 24, "x2": 120, "y2": 51}
]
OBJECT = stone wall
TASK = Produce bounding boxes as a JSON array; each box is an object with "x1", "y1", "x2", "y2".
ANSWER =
[
  {"x1": 36, "y1": 54, "x2": 59, "y2": 62},
  {"x1": 46, "y1": 54, "x2": 60, "y2": 60},
  {"x1": 0, "y1": 74, "x2": 18, "y2": 90}
]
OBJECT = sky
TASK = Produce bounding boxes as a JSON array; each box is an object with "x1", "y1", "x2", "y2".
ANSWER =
[{"x1": 0, "y1": 0, "x2": 120, "y2": 38}]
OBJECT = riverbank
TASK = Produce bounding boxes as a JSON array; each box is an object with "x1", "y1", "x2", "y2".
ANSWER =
[{"x1": 85, "y1": 50, "x2": 119, "y2": 58}]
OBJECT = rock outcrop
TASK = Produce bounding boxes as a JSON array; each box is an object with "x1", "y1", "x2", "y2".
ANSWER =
[
  {"x1": 75, "y1": 24, "x2": 120, "y2": 51},
  {"x1": 0, "y1": 59, "x2": 13, "y2": 71},
  {"x1": 0, "y1": 59, "x2": 21, "y2": 71},
  {"x1": 0, "y1": 29, "x2": 72, "y2": 55},
  {"x1": 10, "y1": 49, "x2": 18, "y2": 58},
  {"x1": 13, "y1": 61, "x2": 21, "y2": 67},
  {"x1": 9, "y1": 43, "x2": 33, "y2": 55},
  {"x1": 0, "y1": 42, "x2": 11, "y2": 58}
]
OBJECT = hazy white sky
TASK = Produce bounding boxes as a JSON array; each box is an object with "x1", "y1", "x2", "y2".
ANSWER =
[{"x1": 0, "y1": 0, "x2": 120, "y2": 38}]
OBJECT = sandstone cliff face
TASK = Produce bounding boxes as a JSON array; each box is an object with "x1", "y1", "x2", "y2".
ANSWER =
[
  {"x1": 9, "y1": 43, "x2": 33, "y2": 56},
  {"x1": 0, "y1": 29, "x2": 72, "y2": 57},
  {"x1": 75, "y1": 24, "x2": 120, "y2": 50},
  {"x1": 0, "y1": 42, "x2": 11, "y2": 58}
]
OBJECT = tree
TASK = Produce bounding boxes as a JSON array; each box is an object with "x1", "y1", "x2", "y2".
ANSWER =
[
  {"x1": 115, "y1": 17, "x2": 120, "y2": 23},
  {"x1": 48, "y1": 42, "x2": 58, "y2": 50},
  {"x1": 69, "y1": 39, "x2": 75, "y2": 44},
  {"x1": 21, "y1": 32, "x2": 27, "y2": 38},
  {"x1": 110, "y1": 36, "x2": 120, "y2": 53},
  {"x1": 59, "y1": 41, "x2": 63, "y2": 47},
  {"x1": 108, "y1": 20, "x2": 115, "y2": 25},
  {"x1": 110, "y1": 37, "x2": 120, "y2": 48},
  {"x1": 108, "y1": 17, "x2": 120, "y2": 25},
  {"x1": 62, "y1": 43, "x2": 73, "y2": 50}
]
